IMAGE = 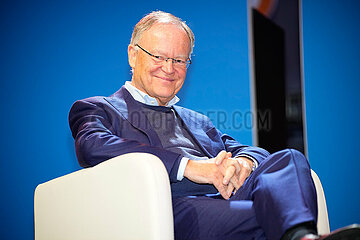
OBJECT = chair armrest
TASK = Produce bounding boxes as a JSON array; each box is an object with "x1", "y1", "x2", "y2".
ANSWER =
[
  {"x1": 34, "y1": 152, "x2": 174, "y2": 240},
  {"x1": 311, "y1": 169, "x2": 330, "y2": 235}
]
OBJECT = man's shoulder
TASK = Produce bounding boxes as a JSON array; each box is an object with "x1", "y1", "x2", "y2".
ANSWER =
[
  {"x1": 72, "y1": 87, "x2": 128, "y2": 108},
  {"x1": 77, "y1": 95, "x2": 108, "y2": 103},
  {"x1": 71, "y1": 95, "x2": 118, "y2": 109}
]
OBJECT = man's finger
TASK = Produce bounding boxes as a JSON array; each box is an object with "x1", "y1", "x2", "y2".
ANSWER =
[
  {"x1": 238, "y1": 165, "x2": 251, "y2": 187},
  {"x1": 215, "y1": 150, "x2": 229, "y2": 165},
  {"x1": 214, "y1": 181, "x2": 230, "y2": 199},
  {"x1": 229, "y1": 175, "x2": 241, "y2": 190},
  {"x1": 223, "y1": 165, "x2": 236, "y2": 185},
  {"x1": 226, "y1": 182, "x2": 234, "y2": 198},
  {"x1": 230, "y1": 158, "x2": 241, "y2": 174}
]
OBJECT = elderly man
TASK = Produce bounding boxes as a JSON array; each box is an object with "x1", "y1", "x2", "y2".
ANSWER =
[{"x1": 69, "y1": 11, "x2": 359, "y2": 240}]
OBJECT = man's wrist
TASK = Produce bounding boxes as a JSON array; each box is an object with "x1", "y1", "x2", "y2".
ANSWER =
[
  {"x1": 235, "y1": 154, "x2": 258, "y2": 172},
  {"x1": 177, "y1": 157, "x2": 190, "y2": 181}
]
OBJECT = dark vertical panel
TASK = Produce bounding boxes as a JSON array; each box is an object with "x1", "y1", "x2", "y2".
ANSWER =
[{"x1": 252, "y1": 9, "x2": 287, "y2": 153}]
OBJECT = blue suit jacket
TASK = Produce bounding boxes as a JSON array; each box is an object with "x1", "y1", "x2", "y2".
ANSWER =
[{"x1": 69, "y1": 86, "x2": 269, "y2": 184}]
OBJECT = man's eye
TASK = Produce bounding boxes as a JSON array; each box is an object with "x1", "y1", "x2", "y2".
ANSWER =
[
  {"x1": 154, "y1": 55, "x2": 165, "y2": 61},
  {"x1": 175, "y1": 59, "x2": 185, "y2": 64}
]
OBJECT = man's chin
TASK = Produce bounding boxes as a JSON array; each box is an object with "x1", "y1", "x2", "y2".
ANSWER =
[{"x1": 156, "y1": 95, "x2": 174, "y2": 106}]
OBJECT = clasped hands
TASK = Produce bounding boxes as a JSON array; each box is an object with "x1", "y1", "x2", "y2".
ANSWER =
[{"x1": 184, "y1": 151, "x2": 254, "y2": 199}]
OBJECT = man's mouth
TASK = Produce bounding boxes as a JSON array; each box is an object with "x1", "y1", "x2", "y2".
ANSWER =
[{"x1": 156, "y1": 76, "x2": 174, "y2": 82}]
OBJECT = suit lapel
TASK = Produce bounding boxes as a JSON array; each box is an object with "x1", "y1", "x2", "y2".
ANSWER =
[{"x1": 105, "y1": 87, "x2": 163, "y2": 148}]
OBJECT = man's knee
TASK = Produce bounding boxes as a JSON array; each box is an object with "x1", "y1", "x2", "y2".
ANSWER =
[
  {"x1": 260, "y1": 148, "x2": 310, "y2": 171},
  {"x1": 270, "y1": 148, "x2": 307, "y2": 162}
]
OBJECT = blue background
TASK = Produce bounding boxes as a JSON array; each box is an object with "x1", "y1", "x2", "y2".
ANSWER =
[
  {"x1": 0, "y1": 0, "x2": 359, "y2": 238},
  {"x1": 302, "y1": 0, "x2": 360, "y2": 231}
]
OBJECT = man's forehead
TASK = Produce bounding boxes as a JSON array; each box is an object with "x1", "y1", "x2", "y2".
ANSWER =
[
  {"x1": 137, "y1": 24, "x2": 190, "y2": 54},
  {"x1": 141, "y1": 23, "x2": 188, "y2": 40}
]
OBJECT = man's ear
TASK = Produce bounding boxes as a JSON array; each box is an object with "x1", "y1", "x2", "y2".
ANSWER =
[{"x1": 128, "y1": 44, "x2": 137, "y2": 69}]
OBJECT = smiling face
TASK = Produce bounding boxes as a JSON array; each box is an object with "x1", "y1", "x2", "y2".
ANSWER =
[{"x1": 128, "y1": 23, "x2": 191, "y2": 106}]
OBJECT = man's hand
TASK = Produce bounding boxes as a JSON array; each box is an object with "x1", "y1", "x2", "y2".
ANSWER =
[
  {"x1": 183, "y1": 151, "x2": 240, "y2": 199},
  {"x1": 216, "y1": 155, "x2": 254, "y2": 193}
]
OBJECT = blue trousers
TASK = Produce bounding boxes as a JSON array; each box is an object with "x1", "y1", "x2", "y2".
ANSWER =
[{"x1": 172, "y1": 149, "x2": 318, "y2": 240}]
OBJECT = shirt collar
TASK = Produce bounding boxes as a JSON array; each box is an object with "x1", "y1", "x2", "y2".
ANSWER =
[{"x1": 124, "y1": 81, "x2": 180, "y2": 107}]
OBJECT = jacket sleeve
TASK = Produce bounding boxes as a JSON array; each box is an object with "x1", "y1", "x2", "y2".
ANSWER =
[
  {"x1": 69, "y1": 98, "x2": 182, "y2": 183},
  {"x1": 220, "y1": 132, "x2": 270, "y2": 165},
  {"x1": 184, "y1": 109, "x2": 270, "y2": 165}
]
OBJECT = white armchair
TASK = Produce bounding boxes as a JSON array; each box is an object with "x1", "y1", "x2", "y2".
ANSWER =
[
  {"x1": 34, "y1": 153, "x2": 330, "y2": 240},
  {"x1": 34, "y1": 153, "x2": 173, "y2": 240}
]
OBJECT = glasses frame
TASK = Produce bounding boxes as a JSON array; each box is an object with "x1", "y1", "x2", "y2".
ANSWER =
[{"x1": 135, "y1": 44, "x2": 192, "y2": 69}]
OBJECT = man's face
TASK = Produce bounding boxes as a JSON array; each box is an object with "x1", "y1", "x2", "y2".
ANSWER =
[{"x1": 128, "y1": 23, "x2": 190, "y2": 106}]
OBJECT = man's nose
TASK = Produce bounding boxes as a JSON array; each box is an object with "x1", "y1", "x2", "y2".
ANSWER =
[{"x1": 162, "y1": 59, "x2": 175, "y2": 74}]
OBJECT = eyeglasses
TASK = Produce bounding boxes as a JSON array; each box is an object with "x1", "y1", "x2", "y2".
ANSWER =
[{"x1": 135, "y1": 44, "x2": 191, "y2": 69}]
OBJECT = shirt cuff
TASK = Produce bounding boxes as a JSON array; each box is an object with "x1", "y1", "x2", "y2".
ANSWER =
[
  {"x1": 177, "y1": 157, "x2": 190, "y2": 181},
  {"x1": 235, "y1": 154, "x2": 259, "y2": 170}
]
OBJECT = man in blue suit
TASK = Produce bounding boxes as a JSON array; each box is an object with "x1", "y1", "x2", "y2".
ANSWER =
[{"x1": 69, "y1": 11, "x2": 359, "y2": 240}]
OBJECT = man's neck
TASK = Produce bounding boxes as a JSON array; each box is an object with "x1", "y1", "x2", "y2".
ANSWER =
[{"x1": 124, "y1": 81, "x2": 180, "y2": 107}]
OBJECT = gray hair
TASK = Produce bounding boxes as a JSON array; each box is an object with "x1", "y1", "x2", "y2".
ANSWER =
[{"x1": 130, "y1": 11, "x2": 195, "y2": 56}]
